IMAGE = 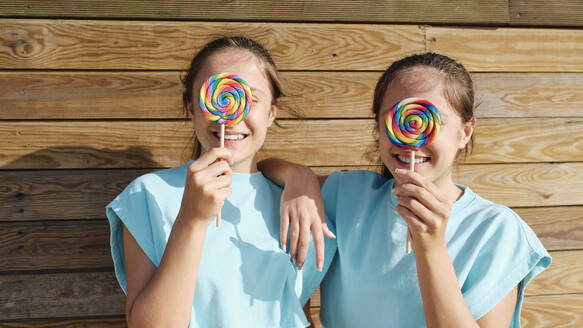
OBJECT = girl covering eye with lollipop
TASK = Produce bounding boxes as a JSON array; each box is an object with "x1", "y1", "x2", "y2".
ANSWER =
[
  {"x1": 106, "y1": 36, "x2": 332, "y2": 328},
  {"x1": 260, "y1": 52, "x2": 551, "y2": 327}
]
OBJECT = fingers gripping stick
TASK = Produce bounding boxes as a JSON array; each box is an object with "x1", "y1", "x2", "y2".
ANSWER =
[
  {"x1": 385, "y1": 98, "x2": 441, "y2": 253},
  {"x1": 199, "y1": 73, "x2": 252, "y2": 227}
]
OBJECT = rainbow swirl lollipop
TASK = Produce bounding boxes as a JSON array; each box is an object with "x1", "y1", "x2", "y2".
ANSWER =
[
  {"x1": 385, "y1": 97, "x2": 441, "y2": 151},
  {"x1": 199, "y1": 72, "x2": 251, "y2": 126}
]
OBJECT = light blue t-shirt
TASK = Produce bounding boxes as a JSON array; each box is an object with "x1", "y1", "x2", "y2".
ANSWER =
[
  {"x1": 320, "y1": 170, "x2": 551, "y2": 328},
  {"x1": 106, "y1": 162, "x2": 328, "y2": 328}
]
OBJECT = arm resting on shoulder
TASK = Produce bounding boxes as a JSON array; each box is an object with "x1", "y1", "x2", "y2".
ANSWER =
[{"x1": 258, "y1": 158, "x2": 333, "y2": 270}]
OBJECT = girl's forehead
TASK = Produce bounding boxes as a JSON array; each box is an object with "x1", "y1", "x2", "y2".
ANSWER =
[
  {"x1": 199, "y1": 49, "x2": 263, "y2": 81},
  {"x1": 380, "y1": 69, "x2": 455, "y2": 118},
  {"x1": 196, "y1": 49, "x2": 271, "y2": 94}
]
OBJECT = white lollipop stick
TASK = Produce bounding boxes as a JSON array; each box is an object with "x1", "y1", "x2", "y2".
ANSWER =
[
  {"x1": 216, "y1": 123, "x2": 225, "y2": 228},
  {"x1": 406, "y1": 150, "x2": 414, "y2": 254}
]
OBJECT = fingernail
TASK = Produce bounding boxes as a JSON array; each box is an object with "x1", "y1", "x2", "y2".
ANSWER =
[
  {"x1": 317, "y1": 260, "x2": 324, "y2": 272},
  {"x1": 298, "y1": 262, "x2": 303, "y2": 270},
  {"x1": 395, "y1": 168, "x2": 405, "y2": 174},
  {"x1": 281, "y1": 243, "x2": 286, "y2": 252},
  {"x1": 329, "y1": 231, "x2": 336, "y2": 239}
]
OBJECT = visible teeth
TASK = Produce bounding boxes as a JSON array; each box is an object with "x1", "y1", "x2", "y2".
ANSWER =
[
  {"x1": 223, "y1": 134, "x2": 245, "y2": 140},
  {"x1": 397, "y1": 155, "x2": 429, "y2": 164}
]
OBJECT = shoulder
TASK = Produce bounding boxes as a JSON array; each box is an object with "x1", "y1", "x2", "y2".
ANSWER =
[
  {"x1": 456, "y1": 187, "x2": 547, "y2": 255},
  {"x1": 128, "y1": 163, "x2": 188, "y2": 195}
]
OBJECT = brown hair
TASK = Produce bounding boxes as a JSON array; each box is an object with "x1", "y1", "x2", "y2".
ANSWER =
[
  {"x1": 371, "y1": 52, "x2": 475, "y2": 178},
  {"x1": 181, "y1": 36, "x2": 297, "y2": 159}
]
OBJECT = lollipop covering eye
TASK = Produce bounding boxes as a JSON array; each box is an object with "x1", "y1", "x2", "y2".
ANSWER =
[
  {"x1": 199, "y1": 72, "x2": 252, "y2": 126},
  {"x1": 385, "y1": 97, "x2": 441, "y2": 151}
]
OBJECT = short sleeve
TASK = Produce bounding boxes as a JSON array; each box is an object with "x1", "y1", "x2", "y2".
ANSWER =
[
  {"x1": 321, "y1": 171, "x2": 342, "y2": 235},
  {"x1": 460, "y1": 207, "x2": 551, "y2": 325},
  {"x1": 106, "y1": 176, "x2": 159, "y2": 293}
]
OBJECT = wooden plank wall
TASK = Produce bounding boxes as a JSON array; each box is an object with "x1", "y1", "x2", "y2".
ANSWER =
[{"x1": 1, "y1": 1, "x2": 582, "y2": 326}]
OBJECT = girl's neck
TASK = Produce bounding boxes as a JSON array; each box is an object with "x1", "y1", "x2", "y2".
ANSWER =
[
  {"x1": 230, "y1": 157, "x2": 258, "y2": 174},
  {"x1": 433, "y1": 175, "x2": 463, "y2": 204}
]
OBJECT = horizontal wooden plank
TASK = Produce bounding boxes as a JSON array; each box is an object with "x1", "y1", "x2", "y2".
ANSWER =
[
  {"x1": 0, "y1": 169, "x2": 150, "y2": 221},
  {"x1": 0, "y1": 71, "x2": 377, "y2": 119},
  {"x1": 510, "y1": 1, "x2": 583, "y2": 27},
  {"x1": 473, "y1": 73, "x2": 583, "y2": 118},
  {"x1": 0, "y1": 1, "x2": 509, "y2": 25},
  {"x1": 1, "y1": 118, "x2": 581, "y2": 169},
  {"x1": 427, "y1": 26, "x2": 583, "y2": 72},
  {"x1": 522, "y1": 294, "x2": 583, "y2": 327},
  {"x1": 0, "y1": 271, "x2": 125, "y2": 320},
  {"x1": 5, "y1": 20, "x2": 583, "y2": 72},
  {"x1": 516, "y1": 206, "x2": 583, "y2": 251},
  {"x1": 0, "y1": 221, "x2": 112, "y2": 272},
  {"x1": 470, "y1": 117, "x2": 583, "y2": 163},
  {"x1": 0, "y1": 20, "x2": 424, "y2": 70},
  {"x1": 526, "y1": 250, "x2": 583, "y2": 296},
  {"x1": 4, "y1": 71, "x2": 583, "y2": 119},
  {"x1": 0, "y1": 317, "x2": 126, "y2": 328},
  {"x1": 453, "y1": 163, "x2": 583, "y2": 207}
]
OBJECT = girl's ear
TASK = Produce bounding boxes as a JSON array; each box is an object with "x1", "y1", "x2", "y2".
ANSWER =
[
  {"x1": 267, "y1": 102, "x2": 278, "y2": 127},
  {"x1": 459, "y1": 116, "x2": 476, "y2": 148},
  {"x1": 187, "y1": 103, "x2": 196, "y2": 123},
  {"x1": 187, "y1": 103, "x2": 193, "y2": 116}
]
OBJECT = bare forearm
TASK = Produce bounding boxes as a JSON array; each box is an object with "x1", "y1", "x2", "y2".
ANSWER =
[
  {"x1": 127, "y1": 218, "x2": 207, "y2": 328},
  {"x1": 415, "y1": 246, "x2": 478, "y2": 328},
  {"x1": 257, "y1": 157, "x2": 300, "y2": 186}
]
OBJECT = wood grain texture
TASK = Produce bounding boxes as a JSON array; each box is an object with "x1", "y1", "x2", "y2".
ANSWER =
[
  {"x1": 0, "y1": 71, "x2": 378, "y2": 119},
  {"x1": 0, "y1": 221, "x2": 112, "y2": 272},
  {"x1": 522, "y1": 294, "x2": 583, "y2": 327},
  {"x1": 470, "y1": 117, "x2": 583, "y2": 163},
  {"x1": 0, "y1": 1, "x2": 509, "y2": 24},
  {"x1": 0, "y1": 71, "x2": 184, "y2": 119},
  {"x1": 526, "y1": 250, "x2": 583, "y2": 296},
  {"x1": 473, "y1": 73, "x2": 583, "y2": 117},
  {"x1": 0, "y1": 169, "x2": 151, "y2": 221},
  {"x1": 517, "y1": 206, "x2": 583, "y2": 251},
  {"x1": 5, "y1": 71, "x2": 583, "y2": 119},
  {"x1": 426, "y1": 26, "x2": 583, "y2": 72},
  {"x1": 0, "y1": 318, "x2": 126, "y2": 328},
  {"x1": 453, "y1": 163, "x2": 583, "y2": 207},
  {"x1": 1, "y1": 118, "x2": 582, "y2": 169},
  {"x1": 0, "y1": 20, "x2": 424, "y2": 70},
  {"x1": 510, "y1": 0, "x2": 583, "y2": 27},
  {"x1": 0, "y1": 120, "x2": 376, "y2": 169},
  {"x1": 0, "y1": 271, "x2": 125, "y2": 320}
]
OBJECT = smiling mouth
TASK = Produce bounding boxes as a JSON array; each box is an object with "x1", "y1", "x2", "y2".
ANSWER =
[
  {"x1": 213, "y1": 132, "x2": 247, "y2": 141},
  {"x1": 396, "y1": 154, "x2": 430, "y2": 164}
]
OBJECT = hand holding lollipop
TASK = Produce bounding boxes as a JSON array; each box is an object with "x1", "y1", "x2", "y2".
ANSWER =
[
  {"x1": 199, "y1": 72, "x2": 252, "y2": 227},
  {"x1": 385, "y1": 97, "x2": 441, "y2": 253}
]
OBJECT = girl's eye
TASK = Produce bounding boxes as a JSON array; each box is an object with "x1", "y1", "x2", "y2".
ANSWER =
[{"x1": 252, "y1": 98, "x2": 260, "y2": 103}]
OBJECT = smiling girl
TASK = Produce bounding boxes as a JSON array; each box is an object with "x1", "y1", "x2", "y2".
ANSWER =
[
  {"x1": 262, "y1": 52, "x2": 551, "y2": 327},
  {"x1": 106, "y1": 36, "x2": 328, "y2": 327}
]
